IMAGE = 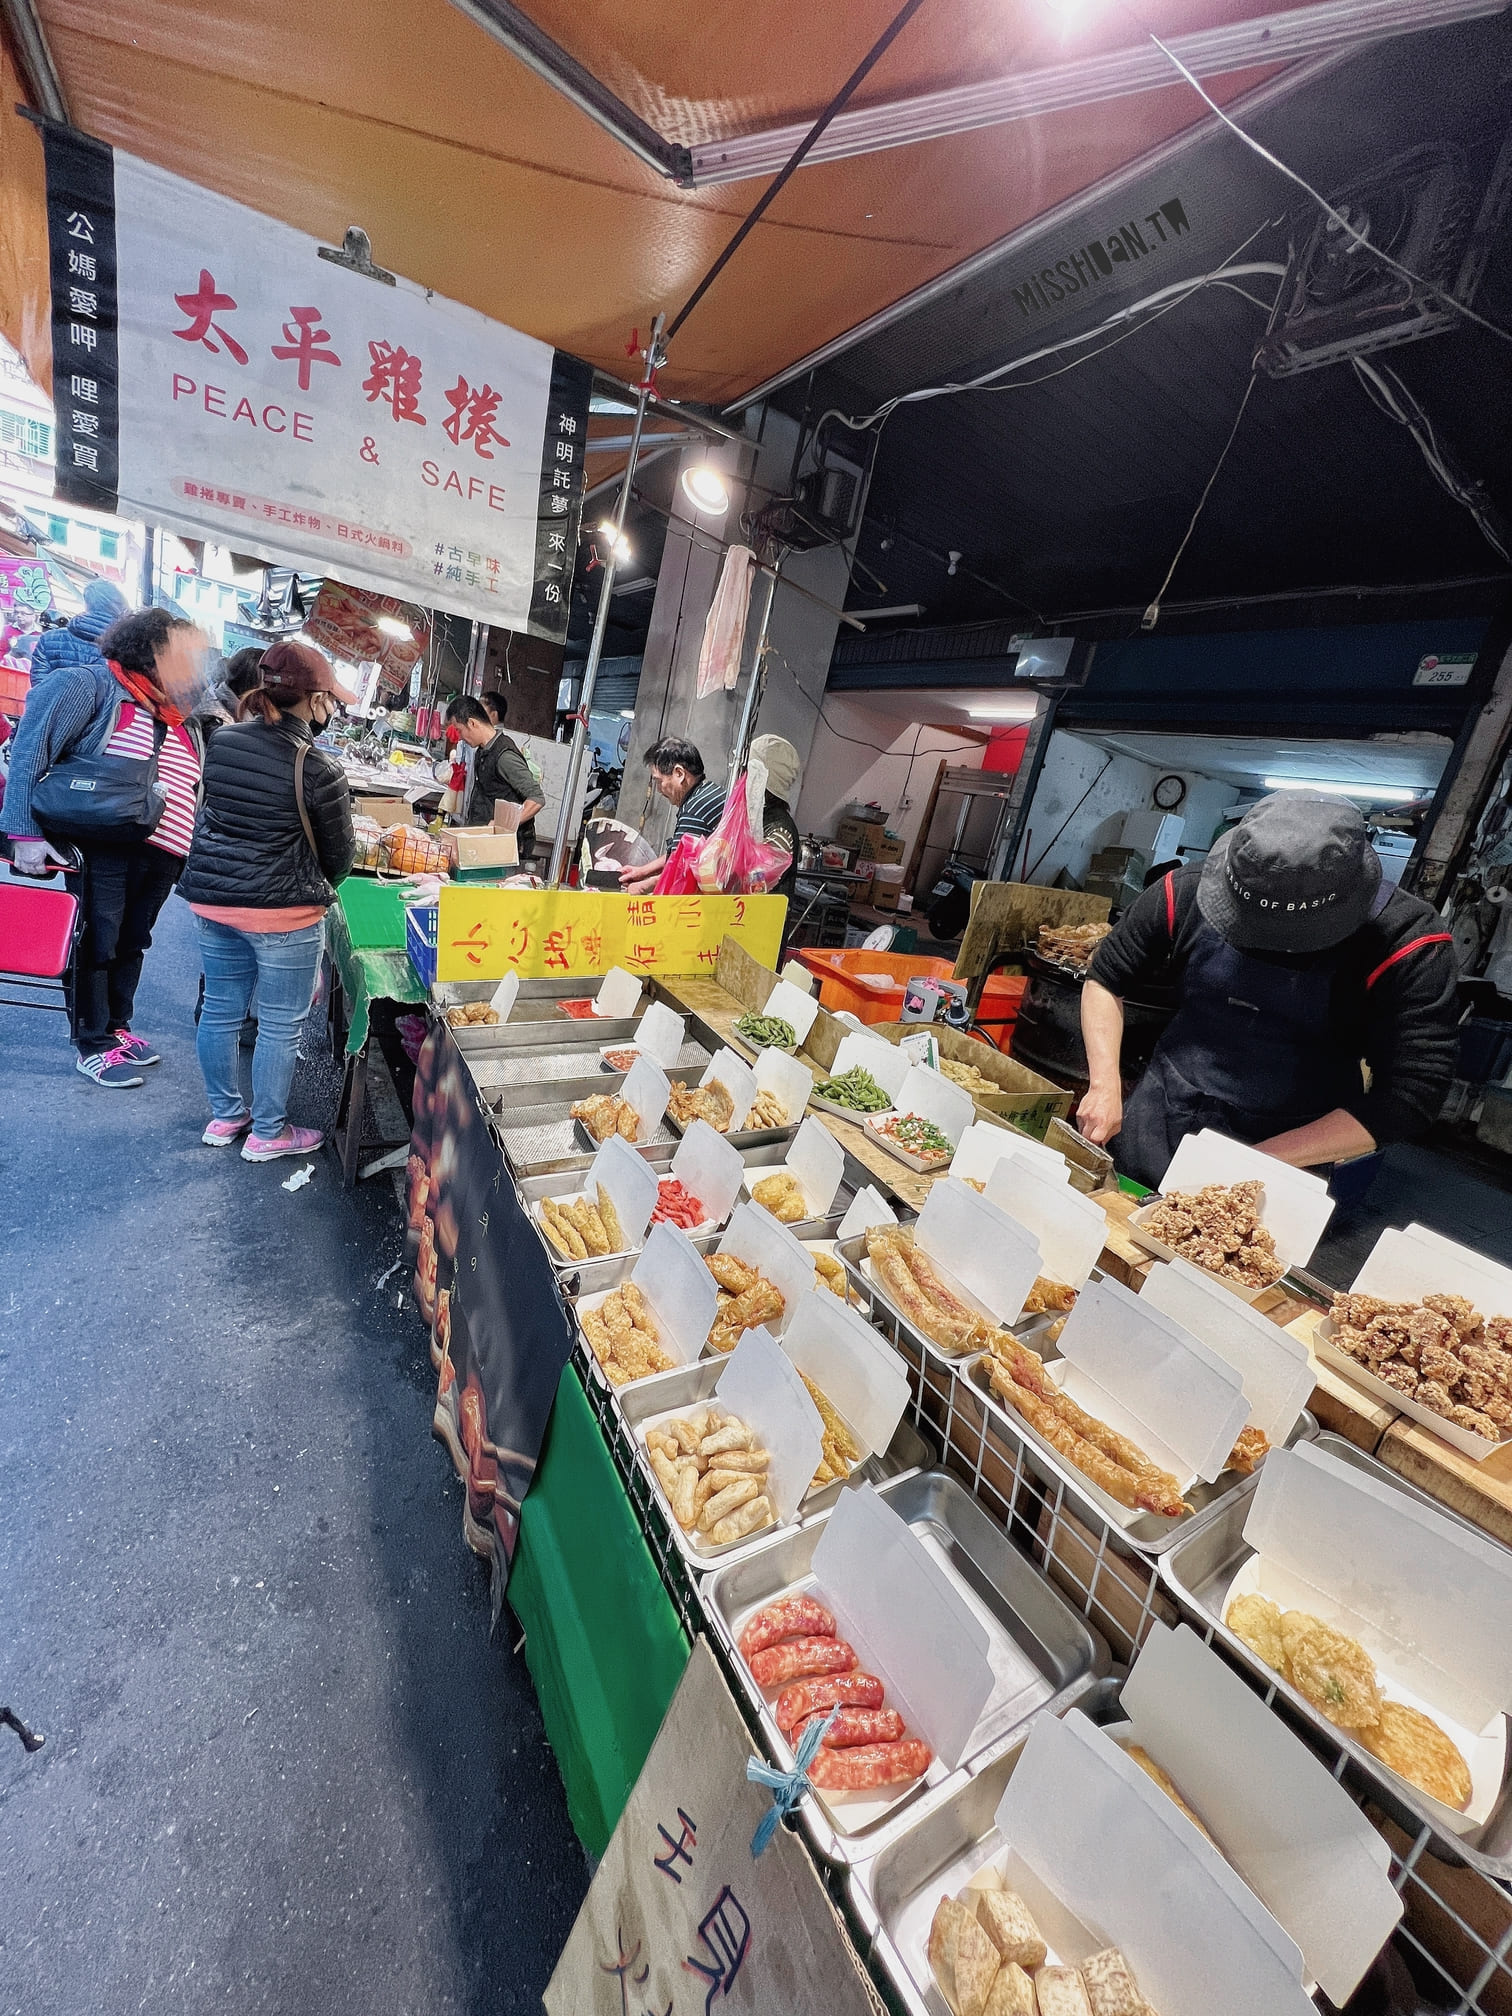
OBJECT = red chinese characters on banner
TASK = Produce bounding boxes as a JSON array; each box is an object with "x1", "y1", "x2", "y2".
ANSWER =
[
  {"x1": 451, "y1": 922, "x2": 492, "y2": 968},
  {"x1": 272, "y1": 306, "x2": 341, "y2": 390},
  {"x1": 363, "y1": 341, "x2": 426, "y2": 425},
  {"x1": 442, "y1": 378, "x2": 509, "y2": 460},
  {"x1": 173, "y1": 270, "x2": 248, "y2": 366},
  {"x1": 542, "y1": 925, "x2": 574, "y2": 973}
]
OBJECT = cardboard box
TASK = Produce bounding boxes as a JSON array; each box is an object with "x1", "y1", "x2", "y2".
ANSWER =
[
  {"x1": 871, "y1": 1022, "x2": 1074, "y2": 1135},
  {"x1": 450, "y1": 826, "x2": 519, "y2": 872},
  {"x1": 354, "y1": 795, "x2": 416, "y2": 826},
  {"x1": 865, "y1": 833, "x2": 905, "y2": 865},
  {"x1": 836, "y1": 817, "x2": 906, "y2": 864},
  {"x1": 835, "y1": 815, "x2": 878, "y2": 850},
  {"x1": 872, "y1": 881, "x2": 901, "y2": 912}
]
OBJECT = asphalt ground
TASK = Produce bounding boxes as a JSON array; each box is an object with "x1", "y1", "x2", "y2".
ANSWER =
[{"x1": 0, "y1": 892, "x2": 586, "y2": 2015}]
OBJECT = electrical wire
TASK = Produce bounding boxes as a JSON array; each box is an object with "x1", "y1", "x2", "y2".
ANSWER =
[
  {"x1": 1141, "y1": 366, "x2": 1260, "y2": 630},
  {"x1": 1349, "y1": 354, "x2": 1511, "y2": 562},
  {"x1": 1024, "y1": 754, "x2": 1115, "y2": 882},
  {"x1": 1145, "y1": 27, "x2": 1512, "y2": 353}
]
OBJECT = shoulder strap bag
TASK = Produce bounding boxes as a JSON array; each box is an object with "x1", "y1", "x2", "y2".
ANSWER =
[
  {"x1": 31, "y1": 690, "x2": 168, "y2": 843},
  {"x1": 293, "y1": 741, "x2": 319, "y2": 856}
]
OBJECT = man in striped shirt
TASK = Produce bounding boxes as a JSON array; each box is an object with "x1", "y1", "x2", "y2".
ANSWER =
[{"x1": 619, "y1": 737, "x2": 726, "y2": 895}]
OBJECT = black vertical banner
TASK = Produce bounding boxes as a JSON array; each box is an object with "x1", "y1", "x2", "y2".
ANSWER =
[
  {"x1": 41, "y1": 125, "x2": 120, "y2": 513},
  {"x1": 528, "y1": 349, "x2": 594, "y2": 644}
]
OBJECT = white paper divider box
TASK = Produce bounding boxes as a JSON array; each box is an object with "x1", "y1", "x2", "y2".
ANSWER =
[
  {"x1": 818, "y1": 1031, "x2": 912, "y2": 1112},
  {"x1": 753, "y1": 1044, "x2": 813, "y2": 1125},
  {"x1": 614, "y1": 1222, "x2": 719, "y2": 1368},
  {"x1": 1235, "y1": 1442, "x2": 1512, "y2": 1831},
  {"x1": 835, "y1": 1183, "x2": 897, "y2": 1244},
  {"x1": 812, "y1": 1484, "x2": 995, "y2": 1773},
  {"x1": 984, "y1": 1154, "x2": 1106, "y2": 1291},
  {"x1": 1053, "y1": 1275, "x2": 1251, "y2": 1492},
  {"x1": 617, "y1": 1052, "x2": 670, "y2": 1142},
  {"x1": 700, "y1": 1045, "x2": 758, "y2": 1132},
  {"x1": 715, "y1": 1202, "x2": 817, "y2": 1336},
  {"x1": 949, "y1": 1117, "x2": 1069, "y2": 1188},
  {"x1": 745, "y1": 1113, "x2": 846, "y2": 1223},
  {"x1": 634, "y1": 999, "x2": 686, "y2": 1068},
  {"x1": 892, "y1": 1064, "x2": 976, "y2": 1148},
  {"x1": 593, "y1": 964, "x2": 643, "y2": 1018},
  {"x1": 1140, "y1": 1256, "x2": 1315, "y2": 1447},
  {"x1": 994, "y1": 1710, "x2": 1318, "y2": 2016},
  {"x1": 488, "y1": 969, "x2": 519, "y2": 1021},
  {"x1": 1138, "y1": 1128, "x2": 1335, "y2": 1272},
  {"x1": 782, "y1": 1289, "x2": 912, "y2": 1462},
  {"x1": 914, "y1": 1178, "x2": 1044, "y2": 1335},
  {"x1": 713, "y1": 1325, "x2": 825, "y2": 1524},
  {"x1": 752, "y1": 977, "x2": 820, "y2": 1048},
  {"x1": 1311, "y1": 1223, "x2": 1512, "y2": 1460},
  {"x1": 1114, "y1": 1623, "x2": 1401, "y2": 2004},
  {"x1": 669, "y1": 1119, "x2": 745, "y2": 1232}
]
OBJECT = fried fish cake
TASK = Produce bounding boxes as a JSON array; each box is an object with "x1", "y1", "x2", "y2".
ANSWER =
[
  {"x1": 1226, "y1": 1592, "x2": 1286, "y2": 1673},
  {"x1": 1281, "y1": 1612, "x2": 1383, "y2": 1730},
  {"x1": 1359, "y1": 1701, "x2": 1473, "y2": 1811}
]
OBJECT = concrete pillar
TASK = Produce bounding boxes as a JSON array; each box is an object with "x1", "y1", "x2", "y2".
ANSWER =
[{"x1": 623, "y1": 409, "x2": 857, "y2": 847}]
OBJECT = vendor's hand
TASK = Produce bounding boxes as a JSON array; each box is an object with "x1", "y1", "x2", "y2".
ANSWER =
[
  {"x1": 1076, "y1": 1079, "x2": 1123, "y2": 1146},
  {"x1": 621, "y1": 869, "x2": 661, "y2": 895},
  {"x1": 9, "y1": 838, "x2": 68, "y2": 877}
]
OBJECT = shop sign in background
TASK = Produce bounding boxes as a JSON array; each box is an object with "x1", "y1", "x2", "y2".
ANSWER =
[
  {"x1": 41, "y1": 125, "x2": 591, "y2": 642},
  {"x1": 436, "y1": 889, "x2": 786, "y2": 982}
]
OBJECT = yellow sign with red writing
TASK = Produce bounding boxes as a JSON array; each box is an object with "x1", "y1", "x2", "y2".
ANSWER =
[{"x1": 434, "y1": 887, "x2": 786, "y2": 982}]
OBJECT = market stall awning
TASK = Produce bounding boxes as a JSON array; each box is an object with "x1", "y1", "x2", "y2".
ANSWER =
[{"x1": 0, "y1": 0, "x2": 1455, "y2": 412}]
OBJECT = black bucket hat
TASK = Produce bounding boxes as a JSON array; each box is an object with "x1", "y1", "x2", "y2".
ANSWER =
[{"x1": 1197, "y1": 791, "x2": 1382, "y2": 953}]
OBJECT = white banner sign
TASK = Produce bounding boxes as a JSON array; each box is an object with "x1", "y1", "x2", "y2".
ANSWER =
[{"x1": 42, "y1": 125, "x2": 592, "y2": 641}]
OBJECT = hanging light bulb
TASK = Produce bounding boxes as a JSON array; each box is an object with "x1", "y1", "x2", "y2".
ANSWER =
[
  {"x1": 680, "y1": 463, "x2": 730, "y2": 515},
  {"x1": 598, "y1": 519, "x2": 632, "y2": 564}
]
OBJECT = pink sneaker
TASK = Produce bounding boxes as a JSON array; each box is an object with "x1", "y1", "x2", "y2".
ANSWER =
[
  {"x1": 241, "y1": 1124, "x2": 326, "y2": 1163},
  {"x1": 203, "y1": 1115, "x2": 252, "y2": 1147}
]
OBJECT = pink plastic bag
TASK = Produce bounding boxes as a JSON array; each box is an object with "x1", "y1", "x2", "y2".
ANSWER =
[{"x1": 655, "y1": 771, "x2": 791, "y2": 896}]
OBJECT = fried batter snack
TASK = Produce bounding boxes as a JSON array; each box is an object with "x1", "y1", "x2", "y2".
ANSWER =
[
  {"x1": 987, "y1": 1360, "x2": 1190, "y2": 1518},
  {"x1": 1226, "y1": 1593, "x2": 1287, "y2": 1671},
  {"x1": 650, "y1": 1405, "x2": 777, "y2": 1547},
  {"x1": 579, "y1": 1287, "x2": 675, "y2": 1386},
  {"x1": 569, "y1": 1093, "x2": 642, "y2": 1144},
  {"x1": 1021, "y1": 1276, "x2": 1079, "y2": 1316},
  {"x1": 752, "y1": 1171, "x2": 807, "y2": 1223},
  {"x1": 1360, "y1": 1701, "x2": 1473, "y2": 1811},
  {"x1": 701, "y1": 1260, "x2": 785, "y2": 1355},
  {"x1": 802, "y1": 1372, "x2": 863, "y2": 1487},
  {"x1": 1281, "y1": 1613, "x2": 1383, "y2": 1730},
  {"x1": 1326, "y1": 1288, "x2": 1510, "y2": 1445},
  {"x1": 1226, "y1": 1424, "x2": 1271, "y2": 1476},
  {"x1": 595, "y1": 1183, "x2": 625, "y2": 1253},
  {"x1": 539, "y1": 1197, "x2": 588, "y2": 1260},
  {"x1": 707, "y1": 1253, "x2": 757, "y2": 1294},
  {"x1": 746, "y1": 1088, "x2": 789, "y2": 1129},
  {"x1": 667, "y1": 1077, "x2": 736, "y2": 1131},
  {"x1": 1142, "y1": 1180, "x2": 1282, "y2": 1288},
  {"x1": 812, "y1": 1249, "x2": 848, "y2": 1299}
]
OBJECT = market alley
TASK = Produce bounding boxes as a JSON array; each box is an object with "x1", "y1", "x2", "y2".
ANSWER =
[{"x1": 0, "y1": 897, "x2": 586, "y2": 2016}]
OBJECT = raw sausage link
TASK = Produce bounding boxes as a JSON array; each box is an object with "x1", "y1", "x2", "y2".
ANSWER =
[
  {"x1": 807, "y1": 1738, "x2": 933, "y2": 1790},
  {"x1": 774, "y1": 1673, "x2": 885, "y2": 1733},
  {"x1": 738, "y1": 1595, "x2": 837, "y2": 1661},
  {"x1": 748, "y1": 1636, "x2": 857, "y2": 1689},
  {"x1": 792, "y1": 1706, "x2": 905, "y2": 1749}
]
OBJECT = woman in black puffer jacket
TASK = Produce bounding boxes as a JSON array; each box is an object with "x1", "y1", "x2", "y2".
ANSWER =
[{"x1": 178, "y1": 640, "x2": 357, "y2": 1162}]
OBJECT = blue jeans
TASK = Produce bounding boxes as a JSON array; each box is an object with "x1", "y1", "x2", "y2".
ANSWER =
[{"x1": 194, "y1": 916, "x2": 325, "y2": 1138}]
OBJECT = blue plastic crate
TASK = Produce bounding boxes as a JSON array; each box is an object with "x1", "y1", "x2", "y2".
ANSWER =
[{"x1": 405, "y1": 902, "x2": 439, "y2": 989}]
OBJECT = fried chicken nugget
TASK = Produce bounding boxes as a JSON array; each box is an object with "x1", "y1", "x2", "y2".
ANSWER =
[
  {"x1": 538, "y1": 1202, "x2": 578, "y2": 1260},
  {"x1": 580, "y1": 1305, "x2": 613, "y2": 1366},
  {"x1": 566, "y1": 1197, "x2": 611, "y2": 1257},
  {"x1": 544, "y1": 1198, "x2": 588, "y2": 1259},
  {"x1": 1226, "y1": 1593, "x2": 1286, "y2": 1672},
  {"x1": 616, "y1": 1100, "x2": 640, "y2": 1141},
  {"x1": 601, "y1": 1290, "x2": 633, "y2": 1340},
  {"x1": 707, "y1": 1323, "x2": 743, "y2": 1354},
  {"x1": 621, "y1": 1281, "x2": 659, "y2": 1338},
  {"x1": 751, "y1": 1171, "x2": 800, "y2": 1209},
  {"x1": 1359, "y1": 1701, "x2": 1473, "y2": 1811},
  {"x1": 812, "y1": 1251, "x2": 847, "y2": 1297},
  {"x1": 1281, "y1": 1612, "x2": 1383, "y2": 1729}
]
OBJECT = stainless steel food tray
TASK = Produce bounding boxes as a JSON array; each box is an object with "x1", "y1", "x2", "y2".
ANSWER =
[
  {"x1": 467, "y1": 1038, "x2": 711, "y2": 1089},
  {"x1": 548, "y1": 1202, "x2": 853, "y2": 1291},
  {"x1": 962, "y1": 1351, "x2": 1318, "y2": 1559},
  {"x1": 610, "y1": 1357, "x2": 935, "y2": 1573},
  {"x1": 701, "y1": 1468, "x2": 1108, "y2": 1868},
  {"x1": 1158, "y1": 1432, "x2": 1512, "y2": 1879},
  {"x1": 846, "y1": 1690, "x2": 1122, "y2": 2016}
]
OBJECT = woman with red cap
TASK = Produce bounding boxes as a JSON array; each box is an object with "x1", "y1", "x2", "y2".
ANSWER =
[{"x1": 178, "y1": 639, "x2": 357, "y2": 1161}]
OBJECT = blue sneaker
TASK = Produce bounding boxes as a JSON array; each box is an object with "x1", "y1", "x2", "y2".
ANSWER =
[
  {"x1": 77, "y1": 1046, "x2": 144, "y2": 1089},
  {"x1": 112, "y1": 1028, "x2": 160, "y2": 1065}
]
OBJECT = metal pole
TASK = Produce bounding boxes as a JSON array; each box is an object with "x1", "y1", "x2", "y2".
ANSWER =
[
  {"x1": 549, "y1": 313, "x2": 664, "y2": 886},
  {"x1": 730, "y1": 551, "x2": 782, "y2": 778}
]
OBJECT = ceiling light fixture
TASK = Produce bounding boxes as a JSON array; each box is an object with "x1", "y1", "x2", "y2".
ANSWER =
[
  {"x1": 1261, "y1": 776, "x2": 1420, "y2": 802},
  {"x1": 680, "y1": 464, "x2": 731, "y2": 515},
  {"x1": 375, "y1": 614, "x2": 413, "y2": 640}
]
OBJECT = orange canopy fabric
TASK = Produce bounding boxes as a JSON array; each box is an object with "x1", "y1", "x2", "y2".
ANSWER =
[{"x1": 5, "y1": 0, "x2": 1283, "y2": 404}]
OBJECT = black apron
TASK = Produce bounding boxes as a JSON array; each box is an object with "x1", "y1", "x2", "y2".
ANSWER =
[{"x1": 1113, "y1": 915, "x2": 1370, "y2": 1190}]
